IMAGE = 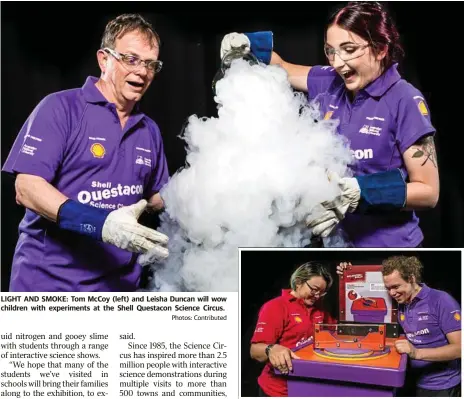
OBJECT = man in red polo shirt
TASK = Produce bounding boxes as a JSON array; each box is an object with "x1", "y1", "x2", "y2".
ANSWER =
[{"x1": 250, "y1": 262, "x2": 337, "y2": 397}]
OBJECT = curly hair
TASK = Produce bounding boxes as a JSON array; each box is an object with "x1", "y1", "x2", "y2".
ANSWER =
[{"x1": 382, "y1": 256, "x2": 423, "y2": 283}]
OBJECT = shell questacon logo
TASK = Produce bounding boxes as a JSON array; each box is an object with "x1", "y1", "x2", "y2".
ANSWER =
[{"x1": 91, "y1": 143, "x2": 106, "y2": 158}]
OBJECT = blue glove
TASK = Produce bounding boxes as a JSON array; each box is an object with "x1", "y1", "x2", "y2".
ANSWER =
[
  {"x1": 57, "y1": 199, "x2": 169, "y2": 256},
  {"x1": 355, "y1": 169, "x2": 407, "y2": 213},
  {"x1": 244, "y1": 31, "x2": 273, "y2": 64},
  {"x1": 306, "y1": 169, "x2": 407, "y2": 237}
]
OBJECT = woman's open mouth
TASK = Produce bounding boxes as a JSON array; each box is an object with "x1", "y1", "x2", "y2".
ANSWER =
[{"x1": 341, "y1": 70, "x2": 356, "y2": 82}]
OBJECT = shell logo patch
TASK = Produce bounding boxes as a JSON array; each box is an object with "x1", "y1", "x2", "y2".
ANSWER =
[
  {"x1": 91, "y1": 143, "x2": 106, "y2": 158},
  {"x1": 294, "y1": 316, "x2": 302, "y2": 323},
  {"x1": 400, "y1": 314, "x2": 405, "y2": 321},
  {"x1": 324, "y1": 111, "x2": 333, "y2": 120},
  {"x1": 418, "y1": 100, "x2": 428, "y2": 116},
  {"x1": 454, "y1": 312, "x2": 460, "y2": 321}
]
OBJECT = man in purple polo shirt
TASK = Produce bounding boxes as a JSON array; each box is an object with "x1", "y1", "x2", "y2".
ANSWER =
[
  {"x1": 338, "y1": 257, "x2": 461, "y2": 396},
  {"x1": 382, "y1": 256, "x2": 461, "y2": 396},
  {"x1": 2, "y1": 14, "x2": 170, "y2": 292}
]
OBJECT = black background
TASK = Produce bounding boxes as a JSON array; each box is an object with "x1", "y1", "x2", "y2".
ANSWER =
[
  {"x1": 240, "y1": 249, "x2": 462, "y2": 397},
  {"x1": 2, "y1": 2, "x2": 463, "y2": 291}
]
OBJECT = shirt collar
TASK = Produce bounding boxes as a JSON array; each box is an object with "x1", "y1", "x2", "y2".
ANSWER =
[
  {"x1": 413, "y1": 283, "x2": 430, "y2": 301},
  {"x1": 82, "y1": 75, "x2": 144, "y2": 117},
  {"x1": 82, "y1": 76, "x2": 108, "y2": 104},
  {"x1": 364, "y1": 63, "x2": 401, "y2": 98},
  {"x1": 282, "y1": 289, "x2": 297, "y2": 301},
  {"x1": 281, "y1": 289, "x2": 322, "y2": 310}
]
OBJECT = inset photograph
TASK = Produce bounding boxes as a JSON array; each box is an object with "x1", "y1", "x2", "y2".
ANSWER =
[{"x1": 240, "y1": 249, "x2": 462, "y2": 397}]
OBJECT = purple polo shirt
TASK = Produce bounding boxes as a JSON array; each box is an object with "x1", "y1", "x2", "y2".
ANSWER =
[
  {"x1": 307, "y1": 64, "x2": 435, "y2": 247},
  {"x1": 2, "y1": 76, "x2": 169, "y2": 292},
  {"x1": 398, "y1": 284, "x2": 461, "y2": 390}
]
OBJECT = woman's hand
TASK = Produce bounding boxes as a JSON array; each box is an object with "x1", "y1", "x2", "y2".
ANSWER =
[
  {"x1": 268, "y1": 344, "x2": 300, "y2": 374},
  {"x1": 336, "y1": 262, "x2": 351, "y2": 276}
]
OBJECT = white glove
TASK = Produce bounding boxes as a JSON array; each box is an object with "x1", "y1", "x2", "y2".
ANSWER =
[
  {"x1": 220, "y1": 32, "x2": 251, "y2": 60},
  {"x1": 306, "y1": 172, "x2": 361, "y2": 237},
  {"x1": 102, "y1": 200, "x2": 169, "y2": 258},
  {"x1": 306, "y1": 207, "x2": 340, "y2": 238},
  {"x1": 321, "y1": 172, "x2": 361, "y2": 216}
]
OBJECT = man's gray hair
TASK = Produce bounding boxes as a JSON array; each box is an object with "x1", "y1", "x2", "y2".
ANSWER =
[{"x1": 101, "y1": 13, "x2": 160, "y2": 50}]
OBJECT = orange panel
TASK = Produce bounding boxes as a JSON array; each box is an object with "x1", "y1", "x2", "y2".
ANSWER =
[
  {"x1": 294, "y1": 338, "x2": 401, "y2": 369},
  {"x1": 314, "y1": 325, "x2": 386, "y2": 351}
]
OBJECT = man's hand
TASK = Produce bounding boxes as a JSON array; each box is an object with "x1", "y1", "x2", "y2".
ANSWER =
[
  {"x1": 395, "y1": 339, "x2": 418, "y2": 359},
  {"x1": 336, "y1": 262, "x2": 351, "y2": 276},
  {"x1": 268, "y1": 344, "x2": 300, "y2": 374},
  {"x1": 102, "y1": 199, "x2": 169, "y2": 258}
]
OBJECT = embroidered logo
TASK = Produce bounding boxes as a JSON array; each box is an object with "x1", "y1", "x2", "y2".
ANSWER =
[
  {"x1": 323, "y1": 111, "x2": 333, "y2": 120},
  {"x1": 400, "y1": 314, "x2": 405, "y2": 321},
  {"x1": 454, "y1": 312, "x2": 461, "y2": 321},
  {"x1": 418, "y1": 100, "x2": 428, "y2": 115},
  {"x1": 414, "y1": 96, "x2": 429, "y2": 116},
  {"x1": 294, "y1": 316, "x2": 302, "y2": 323},
  {"x1": 359, "y1": 125, "x2": 382, "y2": 136},
  {"x1": 90, "y1": 143, "x2": 105, "y2": 158}
]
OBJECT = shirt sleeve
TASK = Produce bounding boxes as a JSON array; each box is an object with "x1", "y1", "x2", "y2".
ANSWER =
[
  {"x1": 250, "y1": 299, "x2": 285, "y2": 345},
  {"x1": 306, "y1": 65, "x2": 341, "y2": 101},
  {"x1": 395, "y1": 87, "x2": 436, "y2": 154},
  {"x1": 2, "y1": 93, "x2": 68, "y2": 182},
  {"x1": 145, "y1": 121, "x2": 170, "y2": 198},
  {"x1": 437, "y1": 292, "x2": 461, "y2": 335}
]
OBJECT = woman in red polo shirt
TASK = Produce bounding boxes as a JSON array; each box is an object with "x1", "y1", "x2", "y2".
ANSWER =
[{"x1": 250, "y1": 261, "x2": 337, "y2": 397}]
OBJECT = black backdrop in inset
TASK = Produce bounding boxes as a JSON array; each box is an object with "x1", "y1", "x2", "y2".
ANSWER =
[{"x1": 2, "y1": 2, "x2": 463, "y2": 291}]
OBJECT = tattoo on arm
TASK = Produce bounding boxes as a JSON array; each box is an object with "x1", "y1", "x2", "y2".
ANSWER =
[{"x1": 411, "y1": 136, "x2": 437, "y2": 168}]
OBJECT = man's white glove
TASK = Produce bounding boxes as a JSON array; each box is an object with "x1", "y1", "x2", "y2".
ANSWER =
[
  {"x1": 306, "y1": 172, "x2": 361, "y2": 237},
  {"x1": 102, "y1": 200, "x2": 169, "y2": 258},
  {"x1": 220, "y1": 32, "x2": 251, "y2": 60}
]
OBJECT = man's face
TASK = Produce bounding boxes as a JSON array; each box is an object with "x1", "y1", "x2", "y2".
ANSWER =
[
  {"x1": 383, "y1": 270, "x2": 415, "y2": 304},
  {"x1": 103, "y1": 30, "x2": 159, "y2": 104}
]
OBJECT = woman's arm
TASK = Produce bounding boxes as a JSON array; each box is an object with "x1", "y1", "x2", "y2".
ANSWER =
[
  {"x1": 270, "y1": 52, "x2": 312, "y2": 92},
  {"x1": 250, "y1": 342, "x2": 300, "y2": 374},
  {"x1": 402, "y1": 135, "x2": 439, "y2": 210},
  {"x1": 250, "y1": 342, "x2": 269, "y2": 362}
]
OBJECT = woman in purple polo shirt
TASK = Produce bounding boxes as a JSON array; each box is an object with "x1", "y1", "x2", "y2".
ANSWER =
[{"x1": 220, "y1": 2, "x2": 439, "y2": 248}]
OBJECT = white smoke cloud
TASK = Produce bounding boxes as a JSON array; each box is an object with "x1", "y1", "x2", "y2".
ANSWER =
[{"x1": 140, "y1": 59, "x2": 353, "y2": 292}]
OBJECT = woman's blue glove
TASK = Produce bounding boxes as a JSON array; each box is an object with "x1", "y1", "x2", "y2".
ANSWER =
[{"x1": 220, "y1": 31, "x2": 273, "y2": 64}]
